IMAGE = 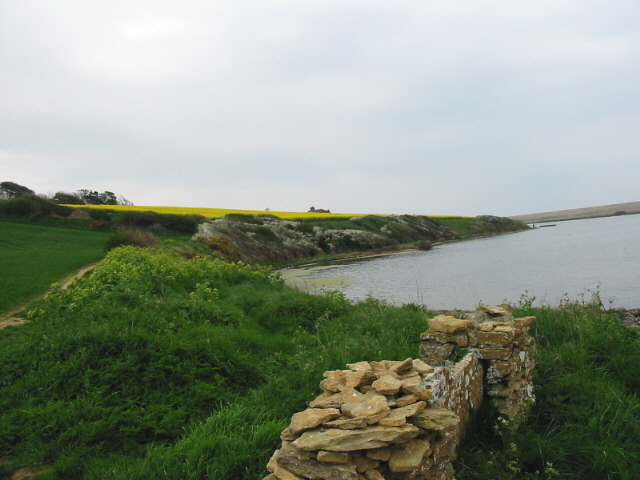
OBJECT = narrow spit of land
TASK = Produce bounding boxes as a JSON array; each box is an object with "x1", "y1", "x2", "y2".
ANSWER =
[{"x1": 509, "y1": 200, "x2": 640, "y2": 223}]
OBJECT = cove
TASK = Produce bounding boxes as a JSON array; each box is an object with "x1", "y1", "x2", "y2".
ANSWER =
[{"x1": 283, "y1": 214, "x2": 640, "y2": 310}]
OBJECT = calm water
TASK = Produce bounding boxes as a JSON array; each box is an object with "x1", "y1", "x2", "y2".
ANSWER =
[{"x1": 289, "y1": 214, "x2": 640, "y2": 310}]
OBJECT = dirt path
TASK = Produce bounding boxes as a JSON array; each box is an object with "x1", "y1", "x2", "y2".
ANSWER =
[{"x1": 0, "y1": 263, "x2": 99, "y2": 330}]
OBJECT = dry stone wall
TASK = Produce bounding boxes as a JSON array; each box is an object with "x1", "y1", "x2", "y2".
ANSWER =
[{"x1": 264, "y1": 305, "x2": 535, "y2": 480}]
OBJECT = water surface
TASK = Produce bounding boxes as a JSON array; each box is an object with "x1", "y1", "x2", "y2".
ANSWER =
[{"x1": 284, "y1": 215, "x2": 640, "y2": 310}]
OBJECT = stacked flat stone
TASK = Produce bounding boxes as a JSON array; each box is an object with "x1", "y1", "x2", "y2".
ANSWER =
[
  {"x1": 265, "y1": 358, "x2": 462, "y2": 480},
  {"x1": 420, "y1": 305, "x2": 536, "y2": 420}
]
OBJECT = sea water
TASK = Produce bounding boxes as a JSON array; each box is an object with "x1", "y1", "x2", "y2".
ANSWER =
[{"x1": 287, "y1": 214, "x2": 640, "y2": 310}]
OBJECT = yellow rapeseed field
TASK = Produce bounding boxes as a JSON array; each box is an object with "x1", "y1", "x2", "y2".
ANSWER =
[
  {"x1": 68, "y1": 205, "x2": 362, "y2": 219},
  {"x1": 67, "y1": 204, "x2": 468, "y2": 220}
]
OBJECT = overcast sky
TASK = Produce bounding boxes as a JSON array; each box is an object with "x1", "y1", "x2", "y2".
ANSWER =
[{"x1": 1, "y1": 1, "x2": 638, "y2": 216}]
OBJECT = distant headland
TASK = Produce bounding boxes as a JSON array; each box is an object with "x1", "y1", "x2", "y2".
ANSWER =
[{"x1": 508, "y1": 201, "x2": 640, "y2": 224}]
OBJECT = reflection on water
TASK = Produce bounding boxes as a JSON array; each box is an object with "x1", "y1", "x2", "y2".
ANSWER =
[{"x1": 284, "y1": 215, "x2": 640, "y2": 310}]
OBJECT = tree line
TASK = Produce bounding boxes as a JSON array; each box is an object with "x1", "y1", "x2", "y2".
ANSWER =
[{"x1": 0, "y1": 181, "x2": 132, "y2": 206}]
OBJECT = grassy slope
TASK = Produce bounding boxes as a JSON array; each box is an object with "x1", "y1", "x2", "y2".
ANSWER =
[
  {"x1": 0, "y1": 247, "x2": 638, "y2": 480},
  {"x1": 0, "y1": 219, "x2": 109, "y2": 314}
]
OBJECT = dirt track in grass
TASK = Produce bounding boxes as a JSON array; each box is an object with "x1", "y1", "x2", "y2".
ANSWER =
[{"x1": 0, "y1": 263, "x2": 98, "y2": 330}]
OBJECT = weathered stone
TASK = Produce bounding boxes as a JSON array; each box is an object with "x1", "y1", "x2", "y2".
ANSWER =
[
  {"x1": 341, "y1": 390, "x2": 390, "y2": 422},
  {"x1": 486, "y1": 360, "x2": 514, "y2": 381},
  {"x1": 292, "y1": 424, "x2": 420, "y2": 452},
  {"x1": 267, "y1": 453, "x2": 305, "y2": 480},
  {"x1": 280, "y1": 427, "x2": 297, "y2": 441},
  {"x1": 276, "y1": 448, "x2": 358, "y2": 480},
  {"x1": 338, "y1": 386, "x2": 364, "y2": 402},
  {"x1": 371, "y1": 368, "x2": 400, "y2": 380},
  {"x1": 369, "y1": 360, "x2": 392, "y2": 372},
  {"x1": 428, "y1": 331, "x2": 470, "y2": 347},
  {"x1": 345, "y1": 370, "x2": 377, "y2": 388},
  {"x1": 409, "y1": 408, "x2": 459, "y2": 431},
  {"x1": 317, "y1": 451, "x2": 350, "y2": 464},
  {"x1": 411, "y1": 358, "x2": 434, "y2": 375},
  {"x1": 372, "y1": 375, "x2": 402, "y2": 395},
  {"x1": 474, "y1": 330, "x2": 513, "y2": 346},
  {"x1": 352, "y1": 455, "x2": 380, "y2": 473},
  {"x1": 366, "y1": 447, "x2": 391, "y2": 461},
  {"x1": 364, "y1": 470, "x2": 385, "y2": 480},
  {"x1": 515, "y1": 316, "x2": 536, "y2": 328},
  {"x1": 262, "y1": 474, "x2": 277, "y2": 480},
  {"x1": 289, "y1": 408, "x2": 342, "y2": 435},
  {"x1": 428, "y1": 315, "x2": 474, "y2": 333},
  {"x1": 400, "y1": 375, "x2": 423, "y2": 395},
  {"x1": 418, "y1": 388, "x2": 433, "y2": 401},
  {"x1": 321, "y1": 370, "x2": 347, "y2": 392},
  {"x1": 396, "y1": 393, "x2": 419, "y2": 407},
  {"x1": 477, "y1": 321, "x2": 495, "y2": 331},
  {"x1": 388, "y1": 358, "x2": 414, "y2": 374},
  {"x1": 431, "y1": 430, "x2": 458, "y2": 465},
  {"x1": 495, "y1": 325, "x2": 515, "y2": 333},
  {"x1": 323, "y1": 416, "x2": 369, "y2": 430},
  {"x1": 378, "y1": 401, "x2": 426, "y2": 427},
  {"x1": 477, "y1": 346, "x2": 512, "y2": 360},
  {"x1": 480, "y1": 304, "x2": 510, "y2": 316},
  {"x1": 388, "y1": 438, "x2": 432, "y2": 472},
  {"x1": 309, "y1": 391, "x2": 343, "y2": 409},
  {"x1": 420, "y1": 341, "x2": 455, "y2": 365},
  {"x1": 347, "y1": 361, "x2": 373, "y2": 372}
]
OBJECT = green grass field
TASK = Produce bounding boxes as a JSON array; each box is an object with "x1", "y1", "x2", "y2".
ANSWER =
[{"x1": 0, "y1": 219, "x2": 108, "y2": 314}]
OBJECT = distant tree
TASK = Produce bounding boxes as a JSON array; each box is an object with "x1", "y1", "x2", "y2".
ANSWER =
[
  {"x1": 53, "y1": 191, "x2": 84, "y2": 205},
  {"x1": 117, "y1": 195, "x2": 133, "y2": 206},
  {"x1": 0, "y1": 181, "x2": 34, "y2": 200},
  {"x1": 76, "y1": 189, "x2": 120, "y2": 205}
]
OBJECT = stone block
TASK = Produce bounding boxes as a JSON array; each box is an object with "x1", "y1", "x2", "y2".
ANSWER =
[
  {"x1": 352, "y1": 455, "x2": 380, "y2": 473},
  {"x1": 292, "y1": 424, "x2": 420, "y2": 452},
  {"x1": 341, "y1": 391, "x2": 390, "y2": 423},
  {"x1": 480, "y1": 304, "x2": 511, "y2": 316},
  {"x1": 388, "y1": 358, "x2": 414, "y2": 374},
  {"x1": 475, "y1": 330, "x2": 514, "y2": 346},
  {"x1": 366, "y1": 447, "x2": 391, "y2": 461},
  {"x1": 420, "y1": 341, "x2": 455, "y2": 365},
  {"x1": 289, "y1": 408, "x2": 342, "y2": 435},
  {"x1": 476, "y1": 345, "x2": 512, "y2": 360},
  {"x1": 409, "y1": 408, "x2": 459, "y2": 431},
  {"x1": 428, "y1": 315, "x2": 474, "y2": 333},
  {"x1": 345, "y1": 370, "x2": 377, "y2": 388},
  {"x1": 317, "y1": 450, "x2": 350, "y2": 464},
  {"x1": 411, "y1": 358, "x2": 434, "y2": 375},
  {"x1": 515, "y1": 315, "x2": 536, "y2": 327},
  {"x1": 276, "y1": 447, "x2": 358, "y2": 480},
  {"x1": 372, "y1": 375, "x2": 402, "y2": 395},
  {"x1": 378, "y1": 401, "x2": 426, "y2": 427},
  {"x1": 388, "y1": 438, "x2": 432, "y2": 472}
]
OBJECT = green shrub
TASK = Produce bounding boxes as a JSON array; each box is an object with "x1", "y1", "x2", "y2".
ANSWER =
[
  {"x1": 114, "y1": 211, "x2": 203, "y2": 234},
  {"x1": 117, "y1": 210, "x2": 157, "y2": 228},
  {"x1": 417, "y1": 240, "x2": 432, "y2": 250},
  {"x1": 86, "y1": 208, "x2": 112, "y2": 221},
  {"x1": 0, "y1": 194, "x2": 73, "y2": 218},
  {"x1": 254, "y1": 226, "x2": 281, "y2": 243},
  {"x1": 104, "y1": 228, "x2": 161, "y2": 251}
]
